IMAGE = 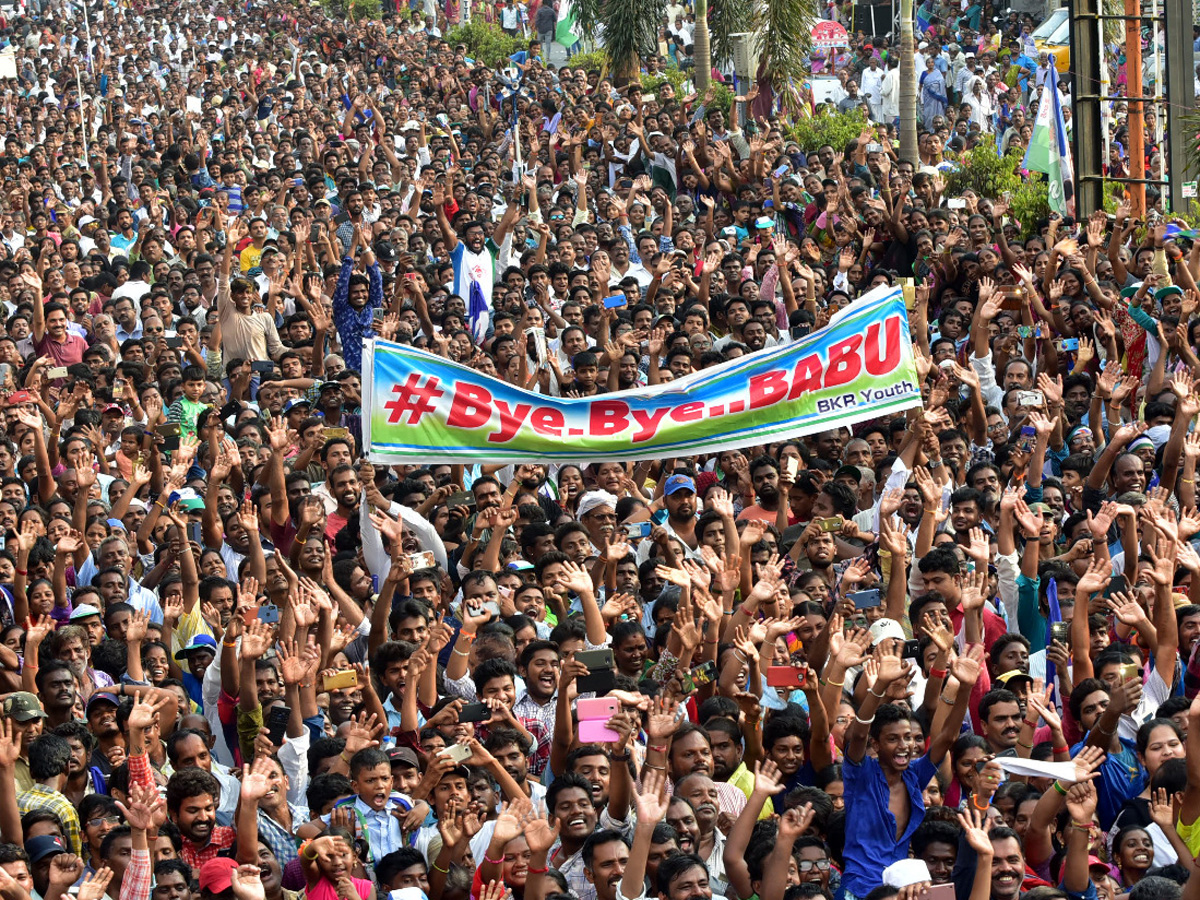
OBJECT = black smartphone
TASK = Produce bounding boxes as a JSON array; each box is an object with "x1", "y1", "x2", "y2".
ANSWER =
[
  {"x1": 164, "y1": 336, "x2": 184, "y2": 349},
  {"x1": 265, "y1": 705, "x2": 290, "y2": 746},
  {"x1": 849, "y1": 589, "x2": 881, "y2": 609},
  {"x1": 576, "y1": 649, "x2": 614, "y2": 670},
  {"x1": 690, "y1": 660, "x2": 718, "y2": 686},
  {"x1": 188, "y1": 522, "x2": 203, "y2": 544},
  {"x1": 251, "y1": 361, "x2": 275, "y2": 374},
  {"x1": 1103, "y1": 574, "x2": 1128, "y2": 598},
  {"x1": 458, "y1": 702, "x2": 491, "y2": 724},
  {"x1": 576, "y1": 668, "x2": 616, "y2": 695},
  {"x1": 903, "y1": 639, "x2": 920, "y2": 659}
]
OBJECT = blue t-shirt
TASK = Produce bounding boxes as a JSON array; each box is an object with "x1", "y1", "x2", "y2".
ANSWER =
[{"x1": 842, "y1": 752, "x2": 938, "y2": 897}]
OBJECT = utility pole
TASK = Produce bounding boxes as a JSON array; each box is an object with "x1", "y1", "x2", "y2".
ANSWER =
[{"x1": 1125, "y1": 0, "x2": 1145, "y2": 218}]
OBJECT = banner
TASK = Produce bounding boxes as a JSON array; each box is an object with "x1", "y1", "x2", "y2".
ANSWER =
[{"x1": 364, "y1": 285, "x2": 922, "y2": 464}]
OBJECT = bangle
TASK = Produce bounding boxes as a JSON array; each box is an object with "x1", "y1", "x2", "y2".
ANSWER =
[
  {"x1": 924, "y1": 508, "x2": 939, "y2": 514},
  {"x1": 1023, "y1": 720, "x2": 1039, "y2": 729},
  {"x1": 868, "y1": 686, "x2": 886, "y2": 699},
  {"x1": 1053, "y1": 745, "x2": 1070, "y2": 755},
  {"x1": 223, "y1": 640, "x2": 237, "y2": 648},
  {"x1": 1184, "y1": 478, "x2": 1196, "y2": 484},
  {"x1": 928, "y1": 667, "x2": 947, "y2": 680},
  {"x1": 825, "y1": 676, "x2": 845, "y2": 687},
  {"x1": 459, "y1": 631, "x2": 476, "y2": 642},
  {"x1": 649, "y1": 744, "x2": 668, "y2": 754},
  {"x1": 723, "y1": 610, "x2": 735, "y2": 616},
  {"x1": 1071, "y1": 821, "x2": 1092, "y2": 831},
  {"x1": 484, "y1": 854, "x2": 504, "y2": 865},
  {"x1": 14, "y1": 569, "x2": 25, "y2": 576},
  {"x1": 452, "y1": 648, "x2": 469, "y2": 657},
  {"x1": 23, "y1": 664, "x2": 36, "y2": 672},
  {"x1": 1017, "y1": 740, "x2": 1034, "y2": 749},
  {"x1": 855, "y1": 713, "x2": 875, "y2": 725},
  {"x1": 431, "y1": 862, "x2": 450, "y2": 874},
  {"x1": 527, "y1": 866, "x2": 549, "y2": 875},
  {"x1": 301, "y1": 841, "x2": 319, "y2": 861},
  {"x1": 740, "y1": 603, "x2": 756, "y2": 616},
  {"x1": 643, "y1": 762, "x2": 666, "y2": 771},
  {"x1": 1052, "y1": 780, "x2": 1069, "y2": 796},
  {"x1": 972, "y1": 796, "x2": 992, "y2": 811},
  {"x1": 939, "y1": 693, "x2": 956, "y2": 704},
  {"x1": 703, "y1": 636, "x2": 718, "y2": 644}
]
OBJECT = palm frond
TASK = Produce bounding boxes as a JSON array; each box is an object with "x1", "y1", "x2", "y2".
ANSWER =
[
  {"x1": 602, "y1": 0, "x2": 665, "y2": 80},
  {"x1": 708, "y1": 0, "x2": 754, "y2": 69},
  {"x1": 756, "y1": 0, "x2": 816, "y2": 109}
]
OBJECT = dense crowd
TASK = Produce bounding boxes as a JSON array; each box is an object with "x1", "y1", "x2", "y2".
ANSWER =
[{"x1": 0, "y1": 5, "x2": 1189, "y2": 900}]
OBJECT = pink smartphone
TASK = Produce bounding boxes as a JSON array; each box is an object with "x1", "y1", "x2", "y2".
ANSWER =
[{"x1": 577, "y1": 697, "x2": 620, "y2": 742}]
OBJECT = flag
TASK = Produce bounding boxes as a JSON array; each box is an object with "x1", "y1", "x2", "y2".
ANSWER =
[
  {"x1": 1045, "y1": 576, "x2": 1061, "y2": 703},
  {"x1": 1023, "y1": 64, "x2": 1075, "y2": 217},
  {"x1": 555, "y1": 0, "x2": 577, "y2": 47},
  {"x1": 468, "y1": 278, "x2": 490, "y2": 344},
  {"x1": 1164, "y1": 224, "x2": 1200, "y2": 242}
]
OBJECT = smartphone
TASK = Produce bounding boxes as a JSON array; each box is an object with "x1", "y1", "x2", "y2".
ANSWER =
[
  {"x1": 187, "y1": 522, "x2": 203, "y2": 545},
  {"x1": 324, "y1": 427, "x2": 350, "y2": 441},
  {"x1": 156, "y1": 423, "x2": 181, "y2": 437},
  {"x1": 1118, "y1": 662, "x2": 1140, "y2": 683},
  {"x1": 164, "y1": 336, "x2": 184, "y2": 349},
  {"x1": 1016, "y1": 325, "x2": 1033, "y2": 338},
  {"x1": 603, "y1": 294, "x2": 627, "y2": 309},
  {"x1": 928, "y1": 885, "x2": 956, "y2": 900},
  {"x1": 447, "y1": 491, "x2": 475, "y2": 508},
  {"x1": 257, "y1": 604, "x2": 280, "y2": 624},
  {"x1": 408, "y1": 550, "x2": 436, "y2": 569},
  {"x1": 457, "y1": 702, "x2": 491, "y2": 724},
  {"x1": 1057, "y1": 337, "x2": 1079, "y2": 352},
  {"x1": 46, "y1": 367, "x2": 68, "y2": 379},
  {"x1": 1103, "y1": 574, "x2": 1128, "y2": 598},
  {"x1": 322, "y1": 669, "x2": 358, "y2": 691},
  {"x1": 1016, "y1": 425, "x2": 1036, "y2": 453},
  {"x1": 817, "y1": 516, "x2": 844, "y2": 532},
  {"x1": 1049, "y1": 621, "x2": 1070, "y2": 644},
  {"x1": 265, "y1": 704, "x2": 291, "y2": 746},
  {"x1": 947, "y1": 198, "x2": 967, "y2": 210},
  {"x1": 625, "y1": 521, "x2": 651, "y2": 539},
  {"x1": 577, "y1": 697, "x2": 620, "y2": 742},
  {"x1": 1017, "y1": 391, "x2": 1044, "y2": 408},
  {"x1": 772, "y1": 163, "x2": 789, "y2": 178},
  {"x1": 690, "y1": 660, "x2": 718, "y2": 686},
  {"x1": 790, "y1": 325, "x2": 808, "y2": 340},
  {"x1": 782, "y1": 456, "x2": 799, "y2": 480},
  {"x1": 576, "y1": 649, "x2": 614, "y2": 671},
  {"x1": 849, "y1": 589, "x2": 881, "y2": 609},
  {"x1": 251, "y1": 360, "x2": 275, "y2": 373},
  {"x1": 651, "y1": 509, "x2": 668, "y2": 526},
  {"x1": 440, "y1": 743, "x2": 473, "y2": 763},
  {"x1": 902, "y1": 639, "x2": 921, "y2": 659},
  {"x1": 766, "y1": 666, "x2": 807, "y2": 688}
]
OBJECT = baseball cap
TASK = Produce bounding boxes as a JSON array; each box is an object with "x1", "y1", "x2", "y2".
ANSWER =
[
  {"x1": 25, "y1": 836, "x2": 67, "y2": 863},
  {"x1": 997, "y1": 670, "x2": 1035, "y2": 689},
  {"x1": 387, "y1": 747, "x2": 420, "y2": 769},
  {"x1": 85, "y1": 692, "x2": 119, "y2": 714},
  {"x1": 283, "y1": 397, "x2": 311, "y2": 414},
  {"x1": 3, "y1": 691, "x2": 46, "y2": 722},
  {"x1": 663, "y1": 474, "x2": 696, "y2": 496},
  {"x1": 834, "y1": 465, "x2": 862, "y2": 483},
  {"x1": 174, "y1": 634, "x2": 219, "y2": 662},
  {"x1": 199, "y1": 858, "x2": 240, "y2": 894},
  {"x1": 69, "y1": 603, "x2": 102, "y2": 621},
  {"x1": 868, "y1": 618, "x2": 906, "y2": 645},
  {"x1": 317, "y1": 381, "x2": 342, "y2": 394}
]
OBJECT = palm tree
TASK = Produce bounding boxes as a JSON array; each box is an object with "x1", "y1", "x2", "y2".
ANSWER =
[
  {"x1": 899, "y1": 0, "x2": 917, "y2": 161},
  {"x1": 705, "y1": 0, "x2": 815, "y2": 113},
  {"x1": 693, "y1": 0, "x2": 710, "y2": 94}
]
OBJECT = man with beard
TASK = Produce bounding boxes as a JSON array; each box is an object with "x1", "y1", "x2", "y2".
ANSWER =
[
  {"x1": 657, "y1": 475, "x2": 698, "y2": 552},
  {"x1": 34, "y1": 661, "x2": 76, "y2": 729},
  {"x1": 166, "y1": 729, "x2": 241, "y2": 826},
  {"x1": 737, "y1": 457, "x2": 792, "y2": 529},
  {"x1": 547, "y1": 772, "x2": 602, "y2": 900},
  {"x1": 577, "y1": 491, "x2": 618, "y2": 553},
  {"x1": 85, "y1": 693, "x2": 123, "y2": 776},
  {"x1": 704, "y1": 719, "x2": 754, "y2": 803},
  {"x1": 167, "y1": 767, "x2": 234, "y2": 869},
  {"x1": 484, "y1": 728, "x2": 547, "y2": 813}
]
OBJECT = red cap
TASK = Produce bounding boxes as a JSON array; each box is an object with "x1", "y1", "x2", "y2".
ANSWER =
[{"x1": 198, "y1": 858, "x2": 239, "y2": 893}]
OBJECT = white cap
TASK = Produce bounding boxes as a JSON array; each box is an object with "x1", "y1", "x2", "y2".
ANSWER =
[
  {"x1": 869, "y1": 617, "x2": 906, "y2": 645},
  {"x1": 882, "y1": 859, "x2": 932, "y2": 889}
]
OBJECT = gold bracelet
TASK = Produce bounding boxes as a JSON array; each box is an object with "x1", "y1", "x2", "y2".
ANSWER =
[{"x1": 1184, "y1": 478, "x2": 1196, "y2": 484}]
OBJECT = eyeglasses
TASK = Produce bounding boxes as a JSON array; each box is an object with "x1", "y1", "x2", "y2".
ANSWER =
[
  {"x1": 798, "y1": 860, "x2": 830, "y2": 872},
  {"x1": 88, "y1": 815, "x2": 121, "y2": 828}
]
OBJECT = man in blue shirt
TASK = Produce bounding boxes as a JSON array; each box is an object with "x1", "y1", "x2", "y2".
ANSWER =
[{"x1": 838, "y1": 640, "x2": 982, "y2": 900}]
